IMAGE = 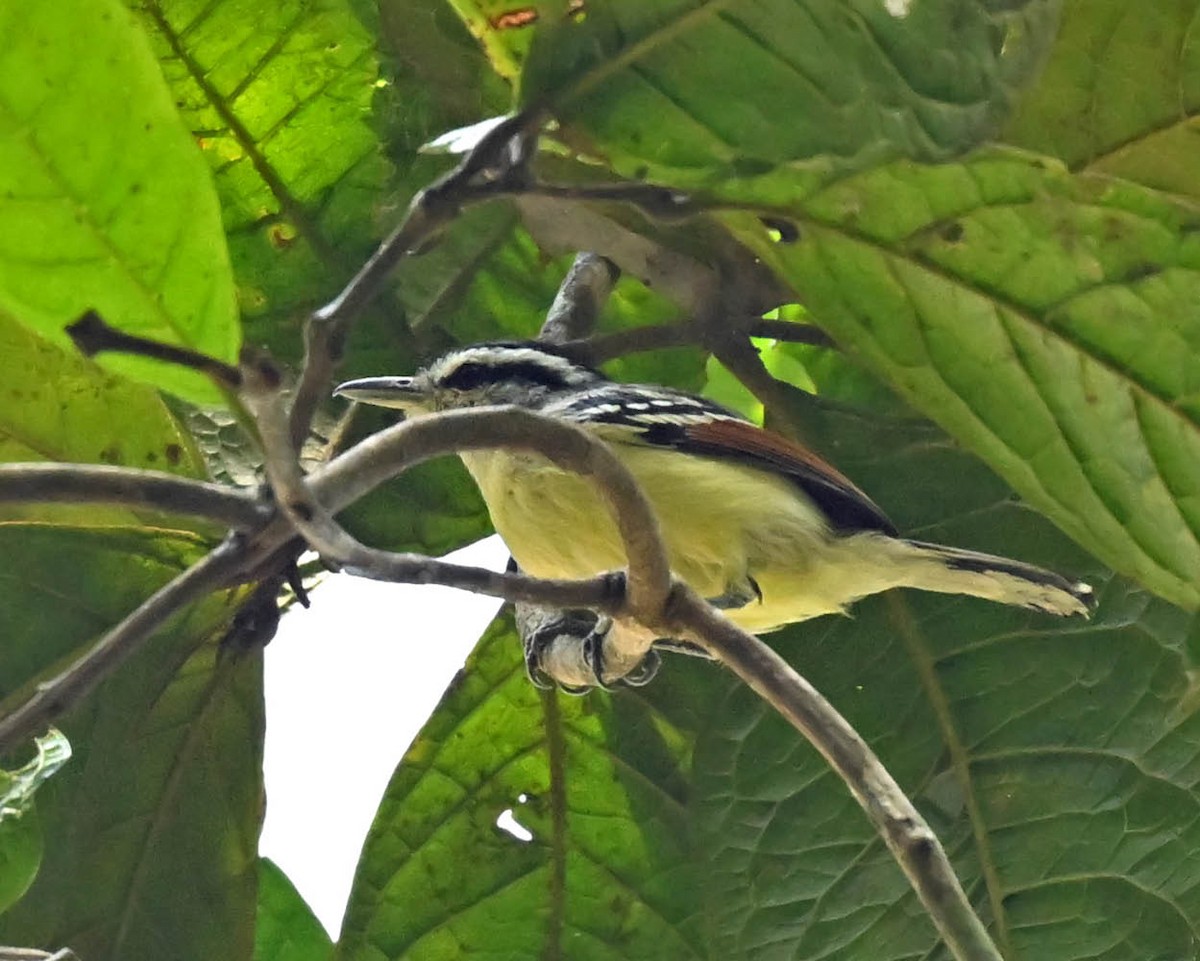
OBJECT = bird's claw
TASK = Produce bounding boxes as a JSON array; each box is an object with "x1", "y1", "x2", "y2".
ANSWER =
[{"x1": 523, "y1": 610, "x2": 662, "y2": 694}]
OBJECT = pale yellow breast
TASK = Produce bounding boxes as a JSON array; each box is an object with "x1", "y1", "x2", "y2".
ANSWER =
[{"x1": 459, "y1": 444, "x2": 833, "y2": 619}]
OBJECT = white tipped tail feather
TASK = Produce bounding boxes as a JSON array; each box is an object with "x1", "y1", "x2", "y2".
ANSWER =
[{"x1": 897, "y1": 539, "x2": 1095, "y2": 617}]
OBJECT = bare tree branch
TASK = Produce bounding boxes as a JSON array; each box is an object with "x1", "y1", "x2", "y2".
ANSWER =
[
  {"x1": 66, "y1": 310, "x2": 243, "y2": 387},
  {"x1": 540, "y1": 253, "x2": 620, "y2": 344},
  {"x1": 0, "y1": 463, "x2": 267, "y2": 530},
  {"x1": 287, "y1": 112, "x2": 543, "y2": 449},
  {"x1": 663, "y1": 587, "x2": 1004, "y2": 961}
]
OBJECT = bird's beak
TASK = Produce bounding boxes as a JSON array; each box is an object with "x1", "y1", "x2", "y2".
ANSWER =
[{"x1": 333, "y1": 376, "x2": 422, "y2": 411}]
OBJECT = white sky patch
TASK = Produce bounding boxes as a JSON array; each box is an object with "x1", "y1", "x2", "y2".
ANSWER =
[
  {"x1": 421, "y1": 115, "x2": 509, "y2": 155},
  {"x1": 260, "y1": 536, "x2": 509, "y2": 937},
  {"x1": 884, "y1": 0, "x2": 912, "y2": 16},
  {"x1": 496, "y1": 808, "x2": 535, "y2": 842}
]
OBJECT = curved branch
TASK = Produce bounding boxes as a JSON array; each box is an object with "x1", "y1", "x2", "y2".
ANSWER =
[
  {"x1": 244, "y1": 361, "x2": 633, "y2": 617},
  {"x1": 0, "y1": 463, "x2": 267, "y2": 530},
  {"x1": 309, "y1": 406, "x2": 670, "y2": 620},
  {"x1": 665, "y1": 588, "x2": 1003, "y2": 961}
]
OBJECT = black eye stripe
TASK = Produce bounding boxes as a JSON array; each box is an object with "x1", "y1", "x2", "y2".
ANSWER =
[{"x1": 441, "y1": 359, "x2": 572, "y2": 391}]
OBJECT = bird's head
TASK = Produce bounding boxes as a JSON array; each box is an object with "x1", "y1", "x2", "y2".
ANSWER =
[{"x1": 333, "y1": 341, "x2": 604, "y2": 415}]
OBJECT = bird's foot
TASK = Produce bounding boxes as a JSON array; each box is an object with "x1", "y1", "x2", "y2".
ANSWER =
[{"x1": 522, "y1": 609, "x2": 663, "y2": 693}]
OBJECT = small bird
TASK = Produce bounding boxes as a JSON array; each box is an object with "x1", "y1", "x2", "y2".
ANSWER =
[{"x1": 336, "y1": 341, "x2": 1094, "y2": 640}]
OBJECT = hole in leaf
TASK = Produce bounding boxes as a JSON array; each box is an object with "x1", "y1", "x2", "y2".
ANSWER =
[{"x1": 496, "y1": 808, "x2": 534, "y2": 842}]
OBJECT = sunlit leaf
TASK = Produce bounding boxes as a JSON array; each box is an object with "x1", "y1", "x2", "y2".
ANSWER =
[
  {"x1": 0, "y1": 0, "x2": 240, "y2": 404},
  {"x1": 255, "y1": 858, "x2": 332, "y2": 961}
]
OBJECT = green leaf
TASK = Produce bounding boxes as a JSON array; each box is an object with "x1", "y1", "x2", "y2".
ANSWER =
[
  {"x1": 0, "y1": 313, "x2": 204, "y2": 474},
  {"x1": 694, "y1": 408, "x2": 1195, "y2": 960},
  {"x1": 725, "y1": 151, "x2": 1200, "y2": 609},
  {"x1": 515, "y1": 0, "x2": 1058, "y2": 188},
  {"x1": 0, "y1": 0, "x2": 240, "y2": 405},
  {"x1": 338, "y1": 614, "x2": 705, "y2": 960},
  {"x1": 255, "y1": 858, "x2": 332, "y2": 961},
  {"x1": 0, "y1": 730, "x2": 71, "y2": 914},
  {"x1": 131, "y1": 0, "x2": 395, "y2": 367},
  {"x1": 1004, "y1": 0, "x2": 1200, "y2": 200},
  {"x1": 0, "y1": 527, "x2": 260, "y2": 961},
  {"x1": 0, "y1": 313, "x2": 215, "y2": 533}
]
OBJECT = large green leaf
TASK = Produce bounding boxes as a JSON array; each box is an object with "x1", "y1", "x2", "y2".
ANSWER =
[
  {"x1": 0, "y1": 527, "x2": 260, "y2": 961},
  {"x1": 337, "y1": 614, "x2": 705, "y2": 960},
  {"x1": 1003, "y1": 0, "x2": 1200, "y2": 200},
  {"x1": 256, "y1": 858, "x2": 333, "y2": 961},
  {"x1": 338, "y1": 400, "x2": 1200, "y2": 961},
  {"x1": 0, "y1": 0, "x2": 240, "y2": 404},
  {"x1": 130, "y1": 0, "x2": 394, "y2": 366},
  {"x1": 695, "y1": 408, "x2": 1195, "y2": 960},
  {"x1": 725, "y1": 151, "x2": 1200, "y2": 610},
  {"x1": 509, "y1": 0, "x2": 1058, "y2": 188},
  {"x1": 0, "y1": 313, "x2": 211, "y2": 530}
]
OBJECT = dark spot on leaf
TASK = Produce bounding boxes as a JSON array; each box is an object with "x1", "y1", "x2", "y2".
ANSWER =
[
  {"x1": 99, "y1": 444, "x2": 122, "y2": 465},
  {"x1": 165, "y1": 443, "x2": 183, "y2": 466},
  {"x1": 760, "y1": 216, "x2": 799, "y2": 243},
  {"x1": 146, "y1": 451, "x2": 158, "y2": 463},
  {"x1": 632, "y1": 164, "x2": 648, "y2": 180},
  {"x1": 938, "y1": 221, "x2": 964, "y2": 243}
]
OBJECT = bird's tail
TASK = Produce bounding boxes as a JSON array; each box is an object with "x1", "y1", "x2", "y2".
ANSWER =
[{"x1": 896, "y1": 539, "x2": 1095, "y2": 616}]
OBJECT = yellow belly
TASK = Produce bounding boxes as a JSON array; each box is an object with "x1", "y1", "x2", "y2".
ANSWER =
[{"x1": 459, "y1": 445, "x2": 883, "y2": 633}]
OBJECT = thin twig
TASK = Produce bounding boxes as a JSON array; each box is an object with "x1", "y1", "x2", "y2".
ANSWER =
[
  {"x1": 711, "y1": 334, "x2": 811, "y2": 441},
  {"x1": 66, "y1": 310, "x2": 242, "y2": 387},
  {"x1": 562, "y1": 322, "x2": 695, "y2": 365},
  {"x1": 0, "y1": 463, "x2": 267, "y2": 530},
  {"x1": 664, "y1": 588, "x2": 1003, "y2": 961},
  {"x1": 287, "y1": 112, "x2": 542, "y2": 449},
  {"x1": 749, "y1": 317, "x2": 836, "y2": 348},
  {"x1": 0, "y1": 536, "x2": 245, "y2": 756}
]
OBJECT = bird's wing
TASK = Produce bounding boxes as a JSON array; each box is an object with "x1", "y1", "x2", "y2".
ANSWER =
[{"x1": 550, "y1": 385, "x2": 897, "y2": 536}]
